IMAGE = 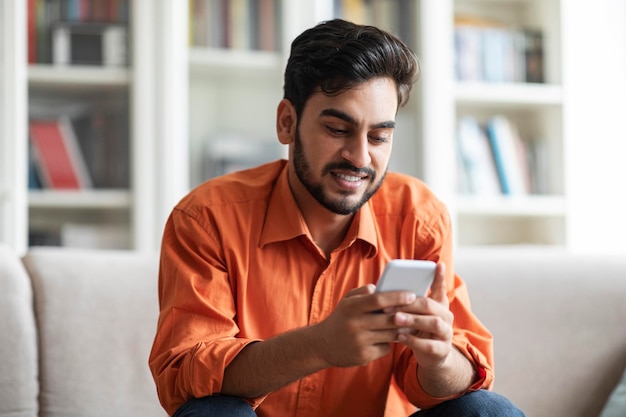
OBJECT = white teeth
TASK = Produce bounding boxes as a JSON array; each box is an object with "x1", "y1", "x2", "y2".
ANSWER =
[{"x1": 336, "y1": 173, "x2": 363, "y2": 182}]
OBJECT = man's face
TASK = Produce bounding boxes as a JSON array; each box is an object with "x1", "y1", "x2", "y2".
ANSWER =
[{"x1": 291, "y1": 77, "x2": 398, "y2": 215}]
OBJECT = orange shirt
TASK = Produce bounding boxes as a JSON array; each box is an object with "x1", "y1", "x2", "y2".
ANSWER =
[{"x1": 149, "y1": 160, "x2": 494, "y2": 417}]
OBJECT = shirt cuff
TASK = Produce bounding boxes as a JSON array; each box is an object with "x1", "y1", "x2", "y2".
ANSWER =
[{"x1": 402, "y1": 343, "x2": 494, "y2": 409}]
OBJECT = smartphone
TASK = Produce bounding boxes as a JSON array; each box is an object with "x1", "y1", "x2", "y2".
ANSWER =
[{"x1": 375, "y1": 259, "x2": 436, "y2": 296}]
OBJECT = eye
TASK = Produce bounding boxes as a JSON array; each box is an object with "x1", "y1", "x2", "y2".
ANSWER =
[
  {"x1": 326, "y1": 125, "x2": 349, "y2": 136},
  {"x1": 369, "y1": 130, "x2": 392, "y2": 144},
  {"x1": 369, "y1": 135, "x2": 387, "y2": 144}
]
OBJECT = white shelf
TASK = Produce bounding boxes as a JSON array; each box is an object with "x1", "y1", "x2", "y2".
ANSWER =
[
  {"x1": 456, "y1": 195, "x2": 566, "y2": 217},
  {"x1": 455, "y1": 82, "x2": 563, "y2": 107},
  {"x1": 28, "y1": 190, "x2": 131, "y2": 209},
  {"x1": 189, "y1": 48, "x2": 282, "y2": 77},
  {"x1": 28, "y1": 64, "x2": 130, "y2": 87}
]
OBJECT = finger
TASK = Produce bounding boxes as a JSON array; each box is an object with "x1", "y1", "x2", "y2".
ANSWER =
[
  {"x1": 375, "y1": 291, "x2": 416, "y2": 314},
  {"x1": 344, "y1": 287, "x2": 417, "y2": 316},
  {"x1": 393, "y1": 310, "x2": 453, "y2": 341},
  {"x1": 397, "y1": 333, "x2": 450, "y2": 363},
  {"x1": 345, "y1": 284, "x2": 376, "y2": 298},
  {"x1": 428, "y1": 262, "x2": 448, "y2": 305}
]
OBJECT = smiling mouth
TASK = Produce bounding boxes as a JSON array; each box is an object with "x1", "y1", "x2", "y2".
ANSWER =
[
  {"x1": 325, "y1": 162, "x2": 376, "y2": 186},
  {"x1": 333, "y1": 172, "x2": 367, "y2": 182}
]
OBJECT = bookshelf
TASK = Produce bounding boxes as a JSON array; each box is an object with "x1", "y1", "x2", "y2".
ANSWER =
[
  {"x1": 317, "y1": 0, "x2": 567, "y2": 246},
  {"x1": 185, "y1": 0, "x2": 577, "y2": 248},
  {"x1": 445, "y1": 0, "x2": 567, "y2": 246},
  {"x1": 187, "y1": 0, "x2": 292, "y2": 187},
  {"x1": 2, "y1": 0, "x2": 624, "y2": 253},
  {"x1": 0, "y1": 0, "x2": 190, "y2": 253},
  {"x1": 398, "y1": 0, "x2": 567, "y2": 247},
  {"x1": 24, "y1": 0, "x2": 136, "y2": 250}
]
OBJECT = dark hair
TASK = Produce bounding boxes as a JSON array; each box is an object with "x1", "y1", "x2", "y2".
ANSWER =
[{"x1": 283, "y1": 19, "x2": 420, "y2": 117}]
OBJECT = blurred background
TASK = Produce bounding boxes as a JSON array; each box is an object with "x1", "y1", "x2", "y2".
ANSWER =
[{"x1": 1, "y1": 0, "x2": 625, "y2": 254}]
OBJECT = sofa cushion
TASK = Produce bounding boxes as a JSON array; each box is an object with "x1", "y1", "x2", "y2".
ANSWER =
[
  {"x1": 23, "y1": 247, "x2": 166, "y2": 417},
  {"x1": 456, "y1": 247, "x2": 626, "y2": 417},
  {"x1": 0, "y1": 244, "x2": 38, "y2": 417}
]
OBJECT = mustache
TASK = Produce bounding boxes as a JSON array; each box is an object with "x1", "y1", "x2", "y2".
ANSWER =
[{"x1": 323, "y1": 162, "x2": 376, "y2": 178}]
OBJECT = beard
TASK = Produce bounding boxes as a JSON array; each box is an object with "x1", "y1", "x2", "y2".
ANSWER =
[{"x1": 292, "y1": 128, "x2": 387, "y2": 216}]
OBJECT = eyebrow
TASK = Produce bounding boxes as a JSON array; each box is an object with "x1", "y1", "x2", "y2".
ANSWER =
[{"x1": 320, "y1": 108, "x2": 396, "y2": 129}]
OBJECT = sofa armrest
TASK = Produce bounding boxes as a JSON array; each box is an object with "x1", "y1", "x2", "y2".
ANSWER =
[{"x1": 0, "y1": 244, "x2": 38, "y2": 417}]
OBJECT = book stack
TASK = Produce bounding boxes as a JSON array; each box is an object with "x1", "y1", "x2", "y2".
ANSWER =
[
  {"x1": 333, "y1": 0, "x2": 415, "y2": 48},
  {"x1": 454, "y1": 15, "x2": 544, "y2": 83},
  {"x1": 456, "y1": 115, "x2": 549, "y2": 196},
  {"x1": 189, "y1": 0, "x2": 282, "y2": 51},
  {"x1": 29, "y1": 117, "x2": 92, "y2": 190},
  {"x1": 28, "y1": 0, "x2": 130, "y2": 65},
  {"x1": 28, "y1": 109, "x2": 130, "y2": 191}
]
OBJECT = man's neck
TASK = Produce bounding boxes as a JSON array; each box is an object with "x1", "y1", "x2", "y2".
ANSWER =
[
  {"x1": 307, "y1": 212, "x2": 353, "y2": 257},
  {"x1": 287, "y1": 170, "x2": 354, "y2": 256}
]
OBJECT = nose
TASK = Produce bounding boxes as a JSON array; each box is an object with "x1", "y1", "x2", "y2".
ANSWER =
[{"x1": 341, "y1": 133, "x2": 372, "y2": 168}]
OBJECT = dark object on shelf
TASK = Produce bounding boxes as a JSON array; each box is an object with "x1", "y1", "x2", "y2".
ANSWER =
[{"x1": 51, "y1": 22, "x2": 128, "y2": 67}]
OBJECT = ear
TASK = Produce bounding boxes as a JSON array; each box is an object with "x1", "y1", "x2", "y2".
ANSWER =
[{"x1": 276, "y1": 99, "x2": 297, "y2": 145}]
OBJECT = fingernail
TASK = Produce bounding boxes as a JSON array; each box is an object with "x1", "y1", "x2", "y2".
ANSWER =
[{"x1": 395, "y1": 312, "x2": 408, "y2": 324}]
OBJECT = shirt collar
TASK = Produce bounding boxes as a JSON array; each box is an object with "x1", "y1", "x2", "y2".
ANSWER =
[{"x1": 259, "y1": 164, "x2": 378, "y2": 258}]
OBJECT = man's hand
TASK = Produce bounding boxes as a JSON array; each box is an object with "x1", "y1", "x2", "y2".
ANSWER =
[
  {"x1": 223, "y1": 282, "x2": 419, "y2": 398},
  {"x1": 387, "y1": 263, "x2": 477, "y2": 397},
  {"x1": 312, "y1": 284, "x2": 417, "y2": 368},
  {"x1": 392, "y1": 263, "x2": 454, "y2": 368},
  {"x1": 223, "y1": 264, "x2": 474, "y2": 400}
]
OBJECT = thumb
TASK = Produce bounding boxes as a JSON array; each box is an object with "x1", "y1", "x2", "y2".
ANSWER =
[{"x1": 428, "y1": 262, "x2": 448, "y2": 306}]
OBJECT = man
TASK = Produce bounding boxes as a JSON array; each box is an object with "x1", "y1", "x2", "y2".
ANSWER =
[{"x1": 149, "y1": 19, "x2": 524, "y2": 417}]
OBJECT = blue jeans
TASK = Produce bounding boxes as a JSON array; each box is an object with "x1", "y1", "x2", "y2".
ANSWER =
[
  {"x1": 172, "y1": 390, "x2": 525, "y2": 417},
  {"x1": 172, "y1": 395, "x2": 257, "y2": 417},
  {"x1": 411, "y1": 390, "x2": 526, "y2": 416}
]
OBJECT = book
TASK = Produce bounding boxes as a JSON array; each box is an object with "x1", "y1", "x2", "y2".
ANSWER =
[
  {"x1": 28, "y1": 143, "x2": 43, "y2": 190},
  {"x1": 485, "y1": 116, "x2": 530, "y2": 195},
  {"x1": 29, "y1": 117, "x2": 92, "y2": 190},
  {"x1": 371, "y1": 0, "x2": 397, "y2": 35},
  {"x1": 454, "y1": 15, "x2": 545, "y2": 83},
  {"x1": 526, "y1": 138, "x2": 549, "y2": 194},
  {"x1": 190, "y1": 0, "x2": 281, "y2": 51},
  {"x1": 227, "y1": 0, "x2": 246, "y2": 49},
  {"x1": 27, "y1": 0, "x2": 130, "y2": 64},
  {"x1": 456, "y1": 116, "x2": 501, "y2": 195},
  {"x1": 71, "y1": 106, "x2": 130, "y2": 189},
  {"x1": 523, "y1": 29, "x2": 544, "y2": 83},
  {"x1": 27, "y1": 0, "x2": 38, "y2": 63},
  {"x1": 341, "y1": 0, "x2": 368, "y2": 24},
  {"x1": 28, "y1": 229, "x2": 62, "y2": 247},
  {"x1": 258, "y1": 0, "x2": 276, "y2": 51},
  {"x1": 454, "y1": 23, "x2": 483, "y2": 81}
]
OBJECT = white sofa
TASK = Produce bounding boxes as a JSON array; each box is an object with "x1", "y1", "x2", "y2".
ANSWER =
[{"x1": 1, "y1": 244, "x2": 625, "y2": 417}]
